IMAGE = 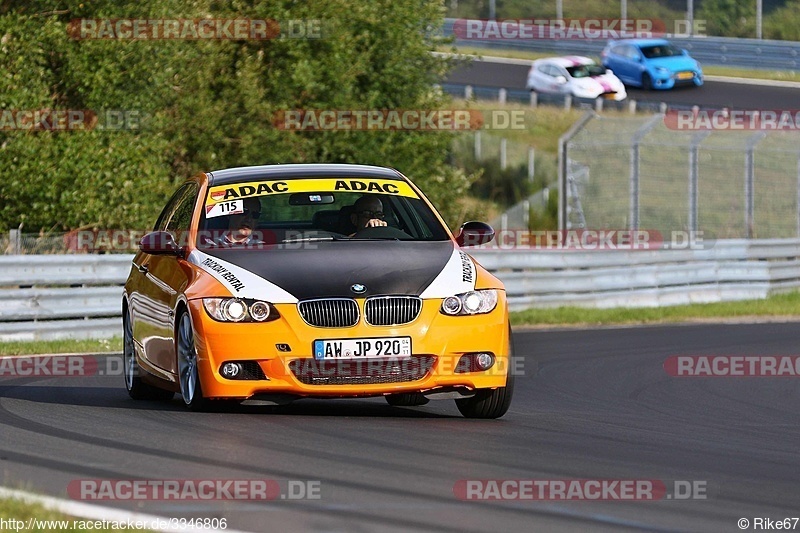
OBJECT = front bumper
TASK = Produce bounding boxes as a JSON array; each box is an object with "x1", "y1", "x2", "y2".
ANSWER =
[
  {"x1": 652, "y1": 70, "x2": 703, "y2": 89},
  {"x1": 188, "y1": 294, "x2": 511, "y2": 400}
]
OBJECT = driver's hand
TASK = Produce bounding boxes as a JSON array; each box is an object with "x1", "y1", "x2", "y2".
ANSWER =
[{"x1": 365, "y1": 218, "x2": 387, "y2": 228}]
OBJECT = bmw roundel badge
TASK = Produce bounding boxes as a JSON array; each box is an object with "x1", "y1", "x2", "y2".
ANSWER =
[{"x1": 351, "y1": 283, "x2": 367, "y2": 294}]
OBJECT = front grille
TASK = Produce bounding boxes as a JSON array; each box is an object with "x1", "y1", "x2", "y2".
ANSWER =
[
  {"x1": 365, "y1": 296, "x2": 422, "y2": 326},
  {"x1": 289, "y1": 356, "x2": 436, "y2": 386},
  {"x1": 298, "y1": 298, "x2": 359, "y2": 328}
]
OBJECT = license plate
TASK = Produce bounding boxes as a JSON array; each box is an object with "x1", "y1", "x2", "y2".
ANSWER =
[
  {"x1": 677, "y1": 72, "x2": 694, "y2": 80},
  {"x1": 313, "y1": 337, "x2": 411, "y2": 360}
]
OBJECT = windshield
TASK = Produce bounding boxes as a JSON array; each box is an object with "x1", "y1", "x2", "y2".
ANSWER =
[
  {"x1": 566, "y1": 64, "x2": 606, "y2": 78},
  {"x1": 640, "y1": 44, "x2": 683, "y2": 59},
  {"x1": 198, "y1": 176, "x2": 451, "y2": 246}
]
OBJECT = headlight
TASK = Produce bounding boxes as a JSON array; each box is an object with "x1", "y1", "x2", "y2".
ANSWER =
[
  {"x1": 440, "y1": 290, "x2": 498, "y2": 316},
  {"x1": 203, "y1": 298, "x2": 279, "y2": 323}
]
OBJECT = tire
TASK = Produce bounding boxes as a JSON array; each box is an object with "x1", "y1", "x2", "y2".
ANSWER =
[
  {"x1": 123, "y1": 307, "x2": 174, "y2": 401},
  {"x1": 641, "y1": 72, "x2": 652, "y2": 90},
  {"x1": 455, "y1": 374, "x2": 514, "y2": 419},
  {"x1": 385, "y1": 393, "x2": 429, "y2": 407},
  {"x1": 176, "y1": 310, "x2": 209, "y2": 411}
]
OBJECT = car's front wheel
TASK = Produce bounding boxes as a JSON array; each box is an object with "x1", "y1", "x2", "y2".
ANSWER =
[
  {"x1": 641, "y1": 72, "x2": 652, "y2": 90},
  {"x1": 123, "y1": 307, "x2": 173, "y2": 401},
  {"x1": 455, "y1": 375, "x2": 514, "y2": 419},
  {"x1": 177, "y1": 310, "x2": 209, "y2": 411}
]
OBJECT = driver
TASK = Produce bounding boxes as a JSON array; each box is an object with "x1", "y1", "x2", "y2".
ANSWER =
[
  {"x1": 217, "y1": 197, "x2": 264, "y2": 246},
  {"x1": 349, "y1": 195, "x2": 387, "y2": 236}
]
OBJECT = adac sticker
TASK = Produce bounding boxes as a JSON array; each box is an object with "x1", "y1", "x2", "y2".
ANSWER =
[{"x1": 207, "y1": 178, "x2": 418, "y2": 204}]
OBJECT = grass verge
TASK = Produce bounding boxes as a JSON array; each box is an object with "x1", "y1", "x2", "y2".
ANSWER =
[
  {"x1": 0, "y1": 338, "x2": 122, "y2": 356},
  {"x1": 510, "y1": 291, "x2": 800, "y2": 327},
  {"x1": 440, "y1": 45, "x2": 800, "y2": 83},
  {"x1": 0, "y1": 497, "x2": 122, "y2": 532}
]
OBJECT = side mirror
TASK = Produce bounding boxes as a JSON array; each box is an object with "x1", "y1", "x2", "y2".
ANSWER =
[
  {"x1": 555, "y1": 75, "x2": 568, "y2": 85},
  {"x1": 139, "y1": 231, "x2": 183, "y2": 256},
  {"x1": 455, "y1": 221, "x2": 495, "y2": 247}
]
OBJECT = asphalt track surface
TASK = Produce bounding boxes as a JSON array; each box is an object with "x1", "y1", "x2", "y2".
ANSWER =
[
  {"x1": 445, "y1": 60, "x2": 800, "y2": 110},
  {"x1": 1, "y1": 323, "x2": 799, "y2": 532}
]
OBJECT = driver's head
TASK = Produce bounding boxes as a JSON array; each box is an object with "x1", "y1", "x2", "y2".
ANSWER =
[
  {"x1": 228, "y1": 197, "x2": 261, "y2": 242},
  {"x1": 351, "y1": 196, "x2": 384, "y2": 230}
]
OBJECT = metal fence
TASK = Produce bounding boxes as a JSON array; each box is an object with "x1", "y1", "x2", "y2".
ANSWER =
[
  {"x1": 442, "y1": 18, "x2": 800, "y2": 70},
  {"x1": 2, "y1": 245, "x2": 800, "y2": 339},
  {"x1": 0, "y1": 255, "x2": 129, "y2": 340},
  {"x1": 472, "y1": 239, "x2": 800, "y2": 311},
  {"x1": 559, "y1": 112, "x2": 800, "y2": 239}
]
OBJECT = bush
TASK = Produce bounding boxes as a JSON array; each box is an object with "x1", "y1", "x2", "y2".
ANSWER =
[{"x1": 0, "y1": 0, "x2": 472, "y2": 231}]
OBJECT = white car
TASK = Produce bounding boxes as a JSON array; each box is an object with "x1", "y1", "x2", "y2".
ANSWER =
[{"x1": 526, "y1": 56, "x2": 627, "y2": 101}]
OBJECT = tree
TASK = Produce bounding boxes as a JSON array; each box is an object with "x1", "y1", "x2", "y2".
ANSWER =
[{"x1": 0, "y1": 0, "x2": 472, "y2": 232}]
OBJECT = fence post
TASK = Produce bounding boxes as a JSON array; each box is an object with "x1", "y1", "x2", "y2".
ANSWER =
[
  {"x1": 688, "y1": 131, "x2": 711, "y2": 233},
  {"x1": 523, "y1": 199, "x2": 530, "y2": 229},
  {"x1": 595, "y1": 98, "x2": 603, "y2": 112},
  {"x1": 530, "y1": 90, "x2": 538, "y2": 108},
  {"x1": 629, "y1": 114, "x2": 663, "y2": 231},
  {"x1": 744, "y1": 132, "x2": 766, "y2": 238},
  {"x1": 558, "y1": 111, "x2": 595, "y2": 232},
  {"x1": 474, "y1": 131, "x2": 481, "y2": 161},
  {"x1": 629, "y1": 144, "x2": 640, "y2": 231},
  {"x1": 528, "y1": 147, "x2": 535, "y2": 181},
  {"x1": 564, "y1": 94, "x2": 572, "y2": 111},
  {"x1": 498, "y1": 88, "x2": 507, "y2": 104},
  {"x1": 797, "y1": 153, "x2": 800, "y2": 238},
  {"x1": 628, "y1": 99, "x2": 636, "y2": 114},
  {"x1": 9, "y1": 229, "x2": 19, "y2": 255},
  {"x1": 465, "y1": 85, "x2": 473, "y2": 100},
  {"x1": 500, "y1": 138, "x2": 507, "y2": 169}
]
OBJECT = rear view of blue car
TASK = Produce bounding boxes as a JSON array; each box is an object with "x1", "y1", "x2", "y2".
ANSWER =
[{"x1": 601, "y1": 38, "x2": 703, "y2": 90}]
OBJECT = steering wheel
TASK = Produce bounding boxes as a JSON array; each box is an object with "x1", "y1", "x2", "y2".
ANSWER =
[{"x1": 351, "y1": 226, "x2": 413, "y2": 240}]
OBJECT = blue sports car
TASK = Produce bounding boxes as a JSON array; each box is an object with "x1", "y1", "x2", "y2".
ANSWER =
[{"x1": 601, "y1": 39, "x2": 703, "y2": 90}]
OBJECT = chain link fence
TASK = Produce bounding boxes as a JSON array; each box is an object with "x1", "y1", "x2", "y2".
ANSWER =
[{"x1": 561, "y1": 113, "x2": 800, "y2": 239}]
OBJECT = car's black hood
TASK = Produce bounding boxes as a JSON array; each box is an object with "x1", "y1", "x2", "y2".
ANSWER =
[{"x1": 198, "y1": 240, "x2": 456, "y2": 300}]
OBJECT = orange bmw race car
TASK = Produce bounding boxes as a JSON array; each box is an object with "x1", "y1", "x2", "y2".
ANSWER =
[{"x1": 122, "y1": 164, "x2": 513, "y2": 418}]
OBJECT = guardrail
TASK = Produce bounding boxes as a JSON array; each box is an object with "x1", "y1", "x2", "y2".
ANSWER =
[
  {"x1": 440, "y1": 82, "x2": 680, "y2": 113},
  {"x1": 471, "y1": 239, "x2": 800, "y2": 310},
  {"x1": 443, "y1": 18, "x2": 800, "y2": 70},
  {"x1": 2, "y1": 241, "x2": 800, "y2": 339},
  {"x1": 0, "y1": 255, "x2": 130, "y2": 341}
]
